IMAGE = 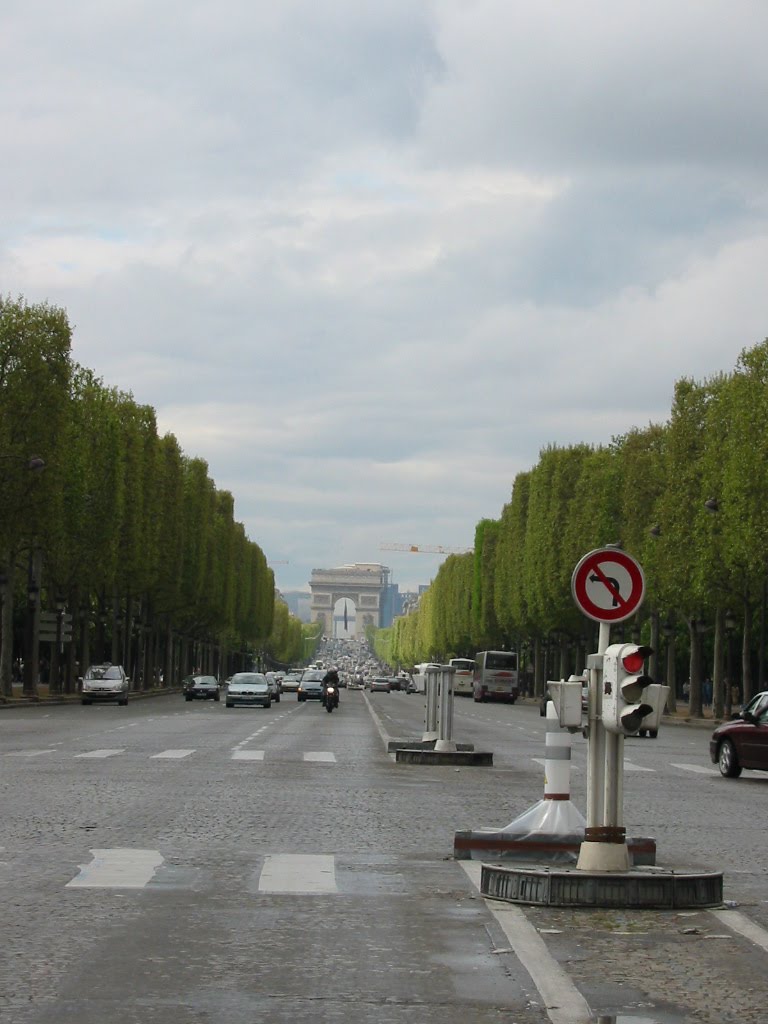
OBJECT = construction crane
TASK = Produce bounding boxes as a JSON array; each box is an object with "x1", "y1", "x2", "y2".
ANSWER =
[{"x1": 380, "y1": 543, "x2": 473, "y2": 555}]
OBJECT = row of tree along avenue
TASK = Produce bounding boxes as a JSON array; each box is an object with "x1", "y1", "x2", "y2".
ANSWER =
[
  {"x1": 374, "y1": 339, "x2": 768, "y2": 722},
  {"x1": 0, "y1": 296, "x2": 305, "y2": 700}
]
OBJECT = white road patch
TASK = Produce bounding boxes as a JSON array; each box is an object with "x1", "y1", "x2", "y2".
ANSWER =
[
  {"x1": 231, "y1": 750, "x2": 265, "y2": 760},
  {"x1": 459, "y1": 862, "x2": 592, "y2": 1024},
  {"x1": 623, "y1": 761, "x2": 655, "y2": 772},
  {"x1": 303, "y1": 752, "x2": 336, "y2": 762},
  {"x1": 66, "y1": 849, "x2": 164, "y2": 889},
  {"x1": 258, "y1": 854, "x2": 337, "y2": 894},
  {"x1": 670, "y1": 763, "x2": 717, "y2": 774},
  {"x1": 531, "y1": 758, "x2": 580, "y2": 771},
  {"x1": 150, "y1": 749, "x2": 195, "y2": 759},
  {"x1": 5, "y1": 749, "x2": 56, "y2": 757},
  {"x1": 75, "y1": 749, "x2": 126, "y2": 759},
  {"x1": 711, "y1": 909, "x2": 768, "y2": 954}
]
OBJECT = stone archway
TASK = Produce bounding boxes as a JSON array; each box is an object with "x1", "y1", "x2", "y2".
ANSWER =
[{"x1": 309, "y1": 563, "x2": 389, "y2": 639}]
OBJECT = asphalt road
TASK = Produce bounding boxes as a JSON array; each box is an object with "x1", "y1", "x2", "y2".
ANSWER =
[{"x1": 2, "y1": 691, "x2": 768, "y2": 1024}]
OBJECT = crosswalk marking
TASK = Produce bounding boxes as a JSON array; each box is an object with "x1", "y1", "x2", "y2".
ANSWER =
[
  {"x1": 75, "y1": 749, "x2": 125, "y2": 759},
  {"x1": 258, "y1": 854, "x2": 337, "y2": 894},
  {"x1": 532, "y1": 758, "x2": 580, "y2": 771},
  {"x1": 623, "y1": 761, "x2": 655, "y2": 772},
  {"x1": 670, "y1": 762, "x2": 717, "y2": 775},
  {"x1": 66, "y1": 849, "x2": 164, "y2": 889},
  {"x1": 151, "y1": 749, "x2": 195, "y2": 759},
  {"x1": 303, "y1": 752, "x2": 336, "y2": 762},
  {"x1": 231, "y1": 750, "x2": 265, "y2": 761},
  {"x1": 5, "y1": 749, "x2": 56, "y2": 757}
]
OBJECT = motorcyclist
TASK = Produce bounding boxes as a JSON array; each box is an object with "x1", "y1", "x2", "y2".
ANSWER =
[{"x1": 322, "y1": 668, "x2": 340, "y2": 708}]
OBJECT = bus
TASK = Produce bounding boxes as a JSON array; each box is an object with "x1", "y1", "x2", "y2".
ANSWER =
[
  {"x1": 412, "y1": 662, "x2": 440, "y2": 693},
  {"x1": 473, "y1": 650, "x2": 519, "y2": 704},
  {"x1": 449, "y1": 658, "x2": 475, "y2": 697}
]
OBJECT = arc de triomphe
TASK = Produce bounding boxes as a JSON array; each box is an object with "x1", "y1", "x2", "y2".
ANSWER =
[{"x1": 309, "y1": 563, "x2": 389, "y2": 639}]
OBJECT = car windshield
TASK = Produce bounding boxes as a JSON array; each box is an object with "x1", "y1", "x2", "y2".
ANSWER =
[
  {"x1": 195, "y1": 677, "x2": 217, "y2": 685},
  {"x1": 86, "y1": 665, "x2": 122, "y2": 680},
  {"x1": 303, "y1": 672, "x2": 325, "y2": 682},
  {"x1": 231, "y1": 674, "x2": 266, "y2": 685}
]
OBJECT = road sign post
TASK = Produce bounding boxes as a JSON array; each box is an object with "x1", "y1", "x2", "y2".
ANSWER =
[{"x1": 571, "y1": 547, "x2": 648, "y2": 872}]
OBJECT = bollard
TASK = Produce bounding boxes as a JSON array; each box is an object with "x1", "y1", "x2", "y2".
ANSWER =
[
  {"x1": 433, "y1": 665, "x2": 457, "y2": 753},
  {"x1": 422, "y1": 666, "x2": 440, "y2": 742},
  {"x1": 544, "y1": 700, "x2": 573, "y2": 800}
]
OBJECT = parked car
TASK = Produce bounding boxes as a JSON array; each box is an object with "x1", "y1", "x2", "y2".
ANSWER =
[
  {"x1": 264, "y1": 671, "x2": 282, "y2": 703},
  {"x1": 81, "y1": 664, "x2": 130, "y2": 706},
  {"x1": 370, "y1": 677, "x2": 391, "y2": 693},
  {"x1": 710, "y1": 691, "x2": 768, "y2": 777},
  {"x1": 183, "y1": 675, "x2": 220, "y2": 701},
  {"x1": 225, "y1": 672, "x2": 271, "y2": 709},
  {"x1": 298, "y1": 670, "x2": 325, "y2": 702}
]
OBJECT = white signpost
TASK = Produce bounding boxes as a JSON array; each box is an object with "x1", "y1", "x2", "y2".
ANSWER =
[{"x1": 571, "y1": 546, "x2": 648, "y2": 872}]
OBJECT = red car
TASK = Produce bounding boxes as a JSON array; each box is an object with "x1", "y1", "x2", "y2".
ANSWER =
[{"x1": 710, "y1": 691, "x2": 768, "y2": 777}]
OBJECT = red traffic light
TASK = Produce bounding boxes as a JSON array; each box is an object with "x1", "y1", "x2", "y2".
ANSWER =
[{"x1": 620, "y1": 645, "x2": 652, "y2": 674}]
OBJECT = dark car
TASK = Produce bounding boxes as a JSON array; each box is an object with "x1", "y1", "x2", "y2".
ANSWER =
[
  {"x1": 710, "y1": 691, "x2": 768, "y2": 777},
  {"x1": 184, "y1": 675, "x2": 220, "y2": 701},
  {"x1": 298, "y1": 670, "x2": 325, "y2": 702}
]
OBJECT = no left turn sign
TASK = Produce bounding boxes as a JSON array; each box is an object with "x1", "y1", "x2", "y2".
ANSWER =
[{"x1": 571, "y1": 548, "x2": 645, "y2": 623}]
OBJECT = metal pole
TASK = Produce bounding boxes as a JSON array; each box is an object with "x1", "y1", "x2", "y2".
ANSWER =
[
  {"x1": 434, "y1": 665, "x2": 457, "y2": 753},
  {"x1": 584, "y1": 621, "x2": 610, "y2": 831},
  {"x1": 422, "y1": 667, "x2": 439, "y2": 742}
]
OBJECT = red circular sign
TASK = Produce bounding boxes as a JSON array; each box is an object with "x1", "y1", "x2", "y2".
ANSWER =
[{"x1": 571, "y1": 548, "x2": 645, "y2": 623}]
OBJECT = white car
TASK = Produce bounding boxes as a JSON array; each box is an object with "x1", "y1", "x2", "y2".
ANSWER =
[
  {"x1": 81, "y1": 664, "x2": 130, "y2": 706},
  {"x1": 225, "y1": 672, "x2": 271, "y2": 709}
]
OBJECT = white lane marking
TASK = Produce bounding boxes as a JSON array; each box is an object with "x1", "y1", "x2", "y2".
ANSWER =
[
  {"x1": 150, "y1": 749, "x2": 196, "y2": 759},
  {"x1": 711, "y1": 909, "x2": 768, "y2": 953},
  {"x1": 258, "y1": 854, "x2": 337, "y2": 894},
  {"x1": 75, "y1": 749, "x2": 126, "y2": 759},
  {"x1": 232, "y1": 750, "x2": 265, "y2": 761},
  {"x1": 531, "y1": 758, "x2": 580, "y2": 771},
  {"x1": 5, "y1": 749, "x2": 56, "y2": 757},
  {"x1": 303, "y1": 752, "x2": 336, "y2": 762},
  {"x1": 66, "y1": 849, "x2": 164, "y2": 889},
  {"x1": 460, "y1": 862, "x2": 592, "y2": 1024},
  {"x1": 623, "y1": 761, "x2": 654, "y2": 772},
  {"x1": 670, "y1": 763, "x2": 717, "y2": 775}
]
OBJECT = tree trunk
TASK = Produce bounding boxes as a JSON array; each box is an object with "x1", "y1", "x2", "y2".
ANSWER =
[
  {"x1": 687, "y1": 618, "x2": 703, "y2": 717},
  {"x1": 712, "y1": 607, "x2": 725, "y2": 720}
]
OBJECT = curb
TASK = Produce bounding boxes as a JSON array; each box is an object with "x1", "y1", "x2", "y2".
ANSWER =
[{"x1": 0, "y1": 688, "x2": 183, "y2": 709}]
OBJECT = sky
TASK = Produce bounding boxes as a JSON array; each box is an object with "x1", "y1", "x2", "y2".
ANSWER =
[{"x1": 3, "y1": 0, "x2": 768, "y2": 595}]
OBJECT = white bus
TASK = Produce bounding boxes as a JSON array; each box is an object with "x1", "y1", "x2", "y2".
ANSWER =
[
  {"x1": 449, "y1": 658, "x2": 475, "y2": 697},
  {"x1": 412, "y1": 662, "x2": 440, "y2": 693},
  {"x1": 473, "y1": 650, "x2": 519, "y2": 704}
]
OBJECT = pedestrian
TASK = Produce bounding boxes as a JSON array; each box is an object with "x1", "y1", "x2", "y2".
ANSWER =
[
  {"x1": 702, "y1": 677, "x2": 713, "y2": 707},
  {"x1": 682, "y1": 679, "x2": 690, "y2": 702}
]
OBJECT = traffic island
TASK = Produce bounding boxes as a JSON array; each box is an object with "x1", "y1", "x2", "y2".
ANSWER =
[
  {"x1": 395, "y1": 747, "x2": 493, "y2": 766},
  {"x1": 479, "y1": 862, "x2": 723, "y2": 909},
  {"x1": 453, "y1": 829, "x2": 656, "y2": 865},
  {"x1": 387, "y1": 739, "x2": 475, "y2": 753}
]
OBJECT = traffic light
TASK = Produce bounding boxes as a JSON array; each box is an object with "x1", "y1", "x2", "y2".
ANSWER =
[{"x1": 602, "y1": 643, "x2": 654, "y2": 735}]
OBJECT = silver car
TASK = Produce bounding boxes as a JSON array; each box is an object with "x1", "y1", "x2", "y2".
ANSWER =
[
  {"x1": 81, "y1": 664, "x2": 130, "y2": 706},
  {"x1": 225, "y1": 672, "x2": 271, "y2": 709}
]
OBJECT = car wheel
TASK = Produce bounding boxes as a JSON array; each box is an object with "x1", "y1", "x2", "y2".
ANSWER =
[
  {"x1": 119, "y1": 698, "x2": 128, "y2": 706},
  {"x1": 81, "y1": 699, "x2": 91, "y2": 705},
  {"x1": 275, "y1": 694, "x2": 280, "y2": 703},
  {"x1": 214, "y1": 693, "x2": 220, "y2": 701},
  {"x1": 185, "y1": 696, "x2": 193, "y2": 701},
  {"x1": 638, "y1": 729, "x2": 647, "y2": 737},
  {"x1": 225, "y1": 702, "x2": 234, "y2": 708},
  {"x1": 718, "y1": 738, "x2": 742, "y2": 777},
  {"x1": 649, "y1": 729, "x2": 658, "y2": 739}
]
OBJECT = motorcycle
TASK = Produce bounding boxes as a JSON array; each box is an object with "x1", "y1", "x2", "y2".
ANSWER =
[{"x1": 323, "y1": 685, "x2": 339, "y2": 713}]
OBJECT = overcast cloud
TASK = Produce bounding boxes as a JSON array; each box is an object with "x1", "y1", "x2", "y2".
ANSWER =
[{"x1": 3, "y1": 1, "x2": 767, "y2": 593}]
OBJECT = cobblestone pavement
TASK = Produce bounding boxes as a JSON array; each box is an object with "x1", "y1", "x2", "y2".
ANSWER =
[{"x1": 2, "y1": 692, "x2": 767, "y2": 1024}]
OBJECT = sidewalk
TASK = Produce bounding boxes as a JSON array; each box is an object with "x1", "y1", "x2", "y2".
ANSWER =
[{"x1": 0, "y1": 682, "x2": 179, "y2": 707}]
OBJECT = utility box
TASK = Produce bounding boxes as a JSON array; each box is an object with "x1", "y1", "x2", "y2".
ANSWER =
[
  {"x1": 637, "y1": 684, "x2": 670, "y2": 738},
  {"x1": 547, "y1": 680, "x2": 583, "y2": 729}
]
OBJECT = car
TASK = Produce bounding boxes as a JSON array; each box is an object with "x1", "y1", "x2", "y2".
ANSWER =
[
  {"x1": 298, "y1": 670, "x2": 325, "y2": 701},
  {"x1": 370, "y1": 677, "x2": 391, "y2": 693},
  {"x1": 710, "y1": 691, "x2": 768, "y2": 777},
  {"x1": 348, "y1": 676, "x2": 365, "y2": 690},
  {"x1": 225, "y1": 672, "x2": 271, "y2": 709},
  {"x1": 183, "y1": 675, "x2": 220, "y2": 701},
  {"x1": 281, "y1": 671, "x2": 303, "y2": 693},
  {"x1": 264, "y1": 671, "x2": 282, "y2": 703},
  {"x1": 80, "y1": 664, "x2": 130, "y2": 706},
  {"x1": 387, "y1": 676, "x2": 403, "y2": 691}
]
